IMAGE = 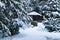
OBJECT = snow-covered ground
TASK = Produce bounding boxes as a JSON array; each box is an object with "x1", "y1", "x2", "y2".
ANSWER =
[{"x1": 1, "y1": 23, "x2": 60, "y2": 40}]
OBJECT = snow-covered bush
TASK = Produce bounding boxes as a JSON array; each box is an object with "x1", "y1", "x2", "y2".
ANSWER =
[{"x1": 43, "y1": 18, "x2": 60, "y2": 32}]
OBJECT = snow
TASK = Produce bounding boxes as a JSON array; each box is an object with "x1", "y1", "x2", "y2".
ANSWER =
[
  {"x1": 1, "y1": 23, "x2": 60, "y2": 40},
  {"x1": 51, "y1": 11, "x2": 60, "y2": 16},
  {"x1": 14, "y1": 19, "x2": 30, "y2": 29},
  {"x1": 52, "y1": 11, "x2": 59, "y2": 15},
  {"x1": 0, "y1": 2, "x2": 5, "y2": 7},
  {"x1": 0, "y1": 2, "x2": 5, "y2": 9},
  {"x1": 27, "y1": 11, "x2": 41, "y2": 15},
  {"x1": 13, "y1": 1, "x2": 20, "y2": 4}
]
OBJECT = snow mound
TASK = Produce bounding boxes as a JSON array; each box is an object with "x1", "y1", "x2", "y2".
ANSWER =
[{"x1": 1, "y1": 23, "x2": 60, "y2": 40}]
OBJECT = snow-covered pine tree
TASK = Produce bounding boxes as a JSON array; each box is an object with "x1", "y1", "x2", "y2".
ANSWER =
[
  {"x1": 0, "y1": 0, "x2": 20, "y2": 36},
  {"x1": 0, "y1": 0, "x2": 32, "y2": 37},
  {"x1": 43, "y1": 18, "x2": 60, "y2": 32}
]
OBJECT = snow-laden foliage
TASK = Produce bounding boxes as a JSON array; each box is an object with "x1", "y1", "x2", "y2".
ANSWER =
[
  {"x1": 27, "y1": 0, "x2": 60, "y2": 32},
  {"x1": 0, "y1": 0, "x2": 33, "y2": 37},
  {"x1": 0, "y1": 0, "x2": 60, "y2": 38},
  {"x1": 43, "y1": 18, "x2": 60, "y2": 32},
  {"x1": 32, "y1": 0, "x2": 60, "y2": 32}
]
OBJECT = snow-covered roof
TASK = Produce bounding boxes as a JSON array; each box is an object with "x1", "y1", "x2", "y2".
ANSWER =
[{"x1": 27, "y1": 11, "x2": 41, "y2": 15}]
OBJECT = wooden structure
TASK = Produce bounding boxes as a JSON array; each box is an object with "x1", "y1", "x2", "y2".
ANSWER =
[
  {"x1": 28, "y1": 11, "x2": 43, "y2": 22},
  {"x1": 28, "y1": 11, "x2": 43, "y2": 26}
]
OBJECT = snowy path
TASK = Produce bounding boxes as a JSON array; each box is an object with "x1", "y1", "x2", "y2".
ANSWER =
[
  {"x1": 1, "y1": 23, "x2": 60, "y2": 40},
  {"x1": 19, "y1": 27, "x2": 60, "y2": 40}
]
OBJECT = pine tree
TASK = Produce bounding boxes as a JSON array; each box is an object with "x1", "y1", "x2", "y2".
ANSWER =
[{"x1": 0, "y1": 0, "x2": 33, "y2": 37}]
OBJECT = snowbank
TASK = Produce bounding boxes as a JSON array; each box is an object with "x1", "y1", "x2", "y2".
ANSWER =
[{"x1": 1, "y1": 23, "x2": 60, "y2": 40}]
